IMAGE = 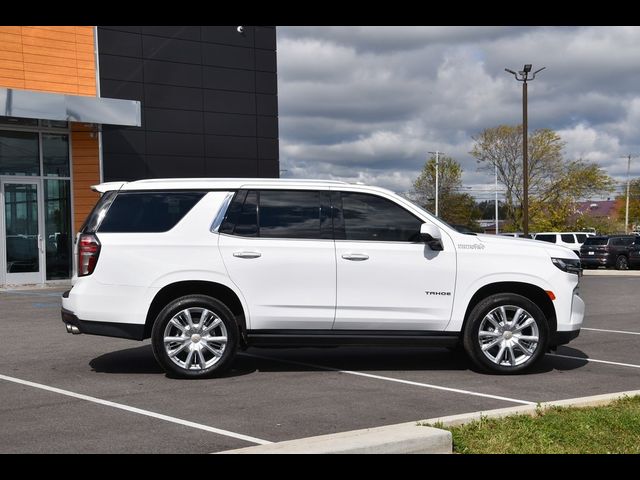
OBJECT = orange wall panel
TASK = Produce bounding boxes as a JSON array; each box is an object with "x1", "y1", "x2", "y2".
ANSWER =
[
  {"x1": 71, "y1": 124, "x2": 100, "y2": 233},
  {"x1": 0, "y1": 26, "x2": 96, "y2": 96}
]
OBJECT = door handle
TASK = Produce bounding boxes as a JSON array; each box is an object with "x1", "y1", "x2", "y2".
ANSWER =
[
  {"x1": 233, "y1": 251, "x2": 262, "y2": 259},
  {"x1": 342, "y1": 253, "x2": 369, "y2": 261},
  {"x1": 38, "y1": 234, "x2": 44, "y2": 254}
]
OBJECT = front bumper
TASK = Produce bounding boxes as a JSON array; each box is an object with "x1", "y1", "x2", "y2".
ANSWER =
[{"x1": 550, "y1": 329, "x2": 580, "y2": 347}]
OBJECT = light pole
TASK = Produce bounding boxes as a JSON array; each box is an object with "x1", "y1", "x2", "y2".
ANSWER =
[
  {"x1": 624, "y1": 154, "x2": 634, "y2": 234},
  {"x1": 428, "y1": 151, "x2": 442, "y2": 216},
  {"x1": 505, "y1": 64, "x2": 545, "y2": 236},
  {"x1": 495, "y1": 164, "x2": 499, "y2": 235}
]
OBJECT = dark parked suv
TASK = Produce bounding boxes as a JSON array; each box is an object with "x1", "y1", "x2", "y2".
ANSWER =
[{"x1": 580, "y1": 235, "x2": 637, "y2": 270}]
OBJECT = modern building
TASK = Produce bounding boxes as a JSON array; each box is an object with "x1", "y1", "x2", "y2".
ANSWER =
[{"x1": 0, "y1": 26, "x2": 279, "y2": 286}]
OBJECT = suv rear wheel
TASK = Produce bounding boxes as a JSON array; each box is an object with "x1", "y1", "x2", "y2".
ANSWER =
[
  {"x1": 463, "y1": 293, "x2": 549, "y2": 374},
  {"x1": 151, "y1": 295, "x2": 238, "y2": 378},
  {"x1": 615, "y1": 255, "x2": 629, "y2": 270}
]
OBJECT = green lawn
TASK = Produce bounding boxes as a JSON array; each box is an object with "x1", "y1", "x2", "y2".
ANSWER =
[{"x1": 440, "y1": 396, "x2": 640, "y2": 454}]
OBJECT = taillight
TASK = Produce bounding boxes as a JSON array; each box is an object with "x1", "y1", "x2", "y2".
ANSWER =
[{"x1": 78, "y1": 233, "x2": 101, "y2": 277}]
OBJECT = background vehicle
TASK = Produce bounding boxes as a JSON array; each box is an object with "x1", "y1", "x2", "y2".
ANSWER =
[
  {"x1": 61, "y1": 179, "x2": 584, "y2": 378},
  {"x1": 629, "y1": 242, "x2": 640, "y2": 269},
  {"x1": 499, "y1": 232, "x2": 533, "y2": 239},
  {"x1": 534, "y1": 232, "x2": 594, "y2": 256},
  {"x1": 579, "y1": 235, "x2": 637, "y2": 270}
]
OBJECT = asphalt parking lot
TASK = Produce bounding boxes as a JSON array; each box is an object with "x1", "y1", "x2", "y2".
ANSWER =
[{"x1": 1, "y1": 273, "x2": 639, "y2": 453}]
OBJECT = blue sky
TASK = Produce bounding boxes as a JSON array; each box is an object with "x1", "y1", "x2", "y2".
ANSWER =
[{"x1": 276, "y1": 26, "x2": 640, "y2": 202}]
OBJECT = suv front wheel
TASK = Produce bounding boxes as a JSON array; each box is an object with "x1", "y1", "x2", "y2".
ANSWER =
[
  {"x1": 463, "y1": 293, "x2": 549, "y2": 374},
  {"x1": 151, "y1": 295, "x2": 238, "y2": 378}
]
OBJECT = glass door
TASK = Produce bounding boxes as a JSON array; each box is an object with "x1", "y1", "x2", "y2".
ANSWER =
[{"x1": 1, "y1": 180, "x2": 44, "y2": 285}]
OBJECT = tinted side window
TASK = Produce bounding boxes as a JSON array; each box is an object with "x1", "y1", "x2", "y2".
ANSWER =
[
  {"x1": 575, "y1": 234, "x2": 587, "y2": 243},
  {"x1": 98, "y1": 192, "x2": 205, "y2": 233},
  {"x1": 81, "y1": 190, "x2": 117, "y2": 233},
  {"x1": 561, "y1": 234, "x2": 575, "y2": 243},
  {"x1": 621, "y1": 237, "x2": 635, "y2": 246},
  {"x1": 259, "y1": 190, "x2": 322, "y2": 239},
  {"x1": 234, "y1": 190, "x2": 258, "y2": 237},
  {"x1": 536, "y1": 234, "x2": 556, "y2": 243},
  {"x1": 338, "y1": 192, "x2": 422, "y2": 242}
]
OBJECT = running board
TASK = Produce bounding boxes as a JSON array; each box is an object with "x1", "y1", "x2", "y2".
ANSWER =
[{"x1": 246, "y1": 330, "x2": 460, "y2": 347}]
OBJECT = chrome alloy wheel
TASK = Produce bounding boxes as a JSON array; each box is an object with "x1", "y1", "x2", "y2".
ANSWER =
[
  {"x1": 478, "y1": 305, "x2": 540, "y2": 367},
  {"x1": 163, "y1": 307, "x2": 228, "y2": 371}
]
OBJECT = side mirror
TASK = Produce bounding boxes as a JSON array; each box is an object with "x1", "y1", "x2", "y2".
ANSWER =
[{"x1": 420, "y1": 223, "x2": 443, "y2": 251}]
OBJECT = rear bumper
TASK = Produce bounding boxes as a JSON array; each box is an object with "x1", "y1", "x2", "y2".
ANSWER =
[
  {"x1": 61, "y1": 307, "x2": 144, "y2": 340},
  {"x1": 579, "y1": 254, "x2": 612, "y2": 267}
]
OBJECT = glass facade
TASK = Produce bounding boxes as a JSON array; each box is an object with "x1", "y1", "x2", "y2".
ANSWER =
[{"x1": 1, "y1": 119, "x2": 72, "y2": 283}]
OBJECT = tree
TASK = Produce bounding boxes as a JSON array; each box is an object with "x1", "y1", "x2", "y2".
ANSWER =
[
  {"x1": 412, "y1": 155, "x2": 481, "y2": 228},
  {"x1": 470, "y1": 125, "x2": 615, "y2": 231},
  {"x1": 617, "y1": 178, "x2": 640, "y2": 231},
  {"x1": 477, "y1": 200, "x2": 507, "y2": 220}
]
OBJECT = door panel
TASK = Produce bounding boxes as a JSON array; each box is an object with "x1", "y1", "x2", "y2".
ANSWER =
[
  {"x1": 334, "y1": 240, "x2": 456, "y2": 330},
  {"x1": 332, "y1": 190, "x2": 456, "y2": 331},
  {"x1": 219, "y1": 236, "x2": 336, "y2": 329},
  {"x1": 2, "y1": 181, "x2": 43, "y2": 284},
  {"x1": 217, "y1": 189, "x2": 336, "y2": 330}
]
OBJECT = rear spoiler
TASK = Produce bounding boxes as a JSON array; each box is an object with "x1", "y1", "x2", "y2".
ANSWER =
[{"x1": 90, "y1": 181, "x2": 127, "y2": 194}]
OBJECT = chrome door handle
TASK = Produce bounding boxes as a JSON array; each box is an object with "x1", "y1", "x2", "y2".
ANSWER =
[
  {"x1": 342, "y1": 253, "x2": 369, "y2": 261},
  {"x1": 233, "y1": 251, "x2": 262, "y2": 259},
  {"x1": 38, "y1": 234, "x2": 44, "y2": 254}
]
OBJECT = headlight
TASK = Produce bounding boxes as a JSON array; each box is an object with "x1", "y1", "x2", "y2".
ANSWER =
[{"x1": 551, "y1": 257, "x2": 582, "y2": 275}]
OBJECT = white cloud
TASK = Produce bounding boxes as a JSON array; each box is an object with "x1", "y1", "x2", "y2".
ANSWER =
[{"x1": 277, "y1": 26, "x2": 640, "y2": 196}]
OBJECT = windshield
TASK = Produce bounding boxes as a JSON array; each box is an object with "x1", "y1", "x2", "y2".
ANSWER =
[{"x1": 583, "y1": 237, "x2": 608, "y2": 246}]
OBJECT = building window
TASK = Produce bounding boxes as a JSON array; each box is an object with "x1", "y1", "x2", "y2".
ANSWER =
[
  {"x1": 44, "y1": 179, "x2": 72, "y2": 280},
  {"x1": 43, "y1": 134, "x2": 70, "y2": 177},
  {"x1": 0, "y1": 131, "x2": 40, "y2": 176}
]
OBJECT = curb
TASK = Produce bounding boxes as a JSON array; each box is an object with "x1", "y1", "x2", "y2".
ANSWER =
[
  {"x1": 582, "y1": 270, "x2": 640, "y2": 276},
  {"x1": 219, "y1": 423, "x2": 452, "y2": 454},
  {"x1": 218, "y1": 389, "x2": 640, "y2": 454},
  {"x1": 419, "y1": 389, "x2": 640, "y2": 427}
]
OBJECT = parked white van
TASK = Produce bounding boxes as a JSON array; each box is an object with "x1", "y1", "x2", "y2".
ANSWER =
[{"x1": 534, "y1": 232, "x2": 595, "y2": 256}]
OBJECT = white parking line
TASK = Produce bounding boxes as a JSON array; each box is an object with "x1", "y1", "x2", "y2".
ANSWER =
[
  {"x1": 547, "y1": 353, "x2": 640, "y2": 369},
  {"x1": 0, "y1": 373, "x2": 271, "y2": 445},
  {"x1": 582, "y1": 327, "x2": 640, "y2": 336},
  {"x1": 243, "y1": 353, "x2": 536, "y2": 406}
]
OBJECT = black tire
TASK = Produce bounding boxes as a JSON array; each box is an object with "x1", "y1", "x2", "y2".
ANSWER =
[
  {"x1": 463, "y1": 293, "x2": 549, "y2": 374},
  {"x1": 151, "y1": 295, "x2": 238, "y2": 379},
  {"x1": 615, "y1": 255, "x2": 629, "y2": 270}
]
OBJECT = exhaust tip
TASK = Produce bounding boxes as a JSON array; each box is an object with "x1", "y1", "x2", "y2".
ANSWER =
[
  {"x1": 70, "y1": 326, "x2": 80, "y2": 334},
  {"x1": 65, "y1": 323, "x2": 72, "y2": 333}
]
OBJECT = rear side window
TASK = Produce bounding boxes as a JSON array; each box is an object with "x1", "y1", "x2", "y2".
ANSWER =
[
  {"x1": 335, "y1": 192, "x2": 422, "y2": 242},
  {"x1": 220, "y1": 189, "x2": 330, "y2": 239},
  {"x1": 536, "y1": 234, "x2": 556, "y2": 243},
  {"x1": 584, "y1": 237, "x2": 607, "y2": 246},
  {"x1": 81, "y1": 190, "x2": 117, "y2": 233},
  {"x1": 259, "y1": 190, "x2": 324, "y2": 239},
  {"x1": 561, "y1": 234, "x2": 575, "y2": 243},
  {"x1": 97, "y1": 192, "x2": 205, "y2": 233},
  {"x1": 575, "y1": 234, "x2": 587, "y2": 243}
]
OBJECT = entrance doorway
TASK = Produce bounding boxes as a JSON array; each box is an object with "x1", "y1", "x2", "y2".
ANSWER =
[
  {"x1": 1, "y1": 179, "x2": 44, "y2": 284},
  {"x1": 0, "y1": 121, "x2": 73, "y2": 286}
]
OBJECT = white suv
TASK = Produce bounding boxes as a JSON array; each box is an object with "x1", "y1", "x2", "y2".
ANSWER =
[{"x1": 61, "y1": 178, "x2": 584, "y2": 377}]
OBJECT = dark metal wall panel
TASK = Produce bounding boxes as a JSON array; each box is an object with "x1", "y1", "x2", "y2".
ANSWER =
[{"x1": 98, "y1": 26, "x2": 279, "y2": 182}]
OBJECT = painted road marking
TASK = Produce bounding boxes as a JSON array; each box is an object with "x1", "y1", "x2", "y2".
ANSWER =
[
  {"x1": 243, "y1": 353, "x2": 536, "y2": 406},
  {"x1": 582, "y1": 327, "x2": 640, "y2": 336},
  {"x1": 547, "y1": 353, "x2": 640, "y2": 370},
  {"x1": 0, "y1": 373, "x2": 271, "y2": 445}
]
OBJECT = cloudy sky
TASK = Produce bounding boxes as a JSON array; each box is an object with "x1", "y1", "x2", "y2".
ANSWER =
[{"x1": 276, "y1": 26, "x2": 640, "y2": 202}]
